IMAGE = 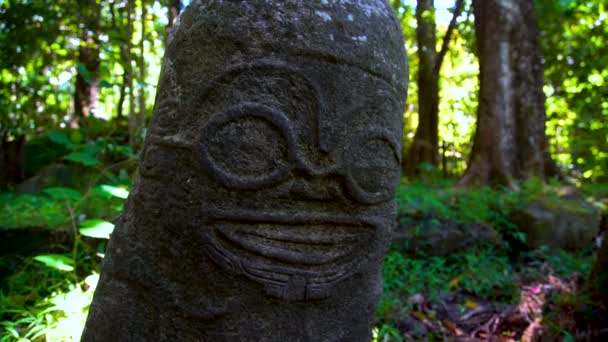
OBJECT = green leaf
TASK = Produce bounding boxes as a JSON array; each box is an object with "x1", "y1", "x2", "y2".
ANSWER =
[
  {"x1": 70, "y1": 130, "x2": 83, "y2": 144},
  {"x1": 99, "y1": 80, "x2": 112, "y2": 88},
  {"x1": 33, "y1": 254, "x2": 74, "y2": 271},
  {"x1": 43, "y1": 187, "x2": 82, "y2": 201},
  {"x1": 80, "y1": 143, "x2": 103, "y2": 155},
  {"x1": 98, "y1": 184, "x2": 129, "y2": 199},
  {"x1": 64, "y1": 152, "x2": 101, "y2": 166},
  {"x1": 47, "y1": 130, "x2": 76, "y2": 147},
  {"x1": 77, "y1": 63, "x2": 92, "y2": 84},
  {"x1": 79, "y1": 219, "x2": 114, "y2": 239}
]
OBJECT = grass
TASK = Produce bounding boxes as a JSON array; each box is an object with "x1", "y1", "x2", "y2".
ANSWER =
[{"x1": 0, "y1": 188, "x2": 124, "y2": 230}]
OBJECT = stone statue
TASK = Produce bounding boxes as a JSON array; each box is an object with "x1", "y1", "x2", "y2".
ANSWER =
[{"x1": 82, "y1": 1, "x2": 407, "y2": 340}]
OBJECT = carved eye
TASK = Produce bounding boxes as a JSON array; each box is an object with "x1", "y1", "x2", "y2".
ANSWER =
[
  {"x1": 198, "y1": 103, "x2": 295, "y2": 189},
  {"x1": 345, "y1": 132, "x2": 401, "y2": 204}
]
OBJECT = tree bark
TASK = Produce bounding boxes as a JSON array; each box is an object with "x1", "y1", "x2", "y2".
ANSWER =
[
  {"x1": 73, "y1": 0, "x2": 101, "y2": 126},
  {"x1": 137, "y1": 0, "x2": 147, "y2": 140},
  {"x1": 109, "y1": 0, "x2": 127, "y2": 128},
  {"x1": 126, "y1": 0, "x2": 137, "y2": 146},
  {"x1": 459, "y1": 0, "x2": 550, "y2": 187},
  {"x1": 405, "y1": 0, "x2": 464, "y2": 178},
  {"x1": 0, "y1": 135, "x2": 26, "y2": 186},
  {"x1": 167, "y1": 0, "x2": 181, "y2": 30}
]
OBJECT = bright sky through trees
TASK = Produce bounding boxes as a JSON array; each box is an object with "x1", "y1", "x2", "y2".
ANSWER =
[{"x1": 402, "y1": 0, "x2": 455, "y2": 23}]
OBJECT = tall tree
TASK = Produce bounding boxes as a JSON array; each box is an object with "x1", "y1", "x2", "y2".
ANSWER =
[
  {"x1": 405, "y1": 0, "x2": 465, "y2": 178},
  {"x1": 459, "y1": 0, "x2": 551, "y2": 187},
  {"x1": 126, "y1": 0, "x2": 137, "y2": 146},
  {"x1": 136, "y1": 0, "x2": 147, "y2": 143},
  {"x1": 109, "y1": 0, "x2": 128, "y2": 127},
  {"x1": 0, "y1": 135, "x2": 25, "y2": 186},
  {"x1": 167, "y1": 0, "x2": 181, "y2": 30},
  {"x1": 73, "y1": 0, "x2": 101, "y2": 125},
  {"x1": 0, "y1": 1, "x2": 72, "y2": 185}
]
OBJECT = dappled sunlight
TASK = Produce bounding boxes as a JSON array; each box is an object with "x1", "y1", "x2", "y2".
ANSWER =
[{"x1": 1, "y1": 0, "x2": 607, "y2": 340}]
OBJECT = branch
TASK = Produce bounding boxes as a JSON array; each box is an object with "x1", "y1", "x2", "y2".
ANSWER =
[{"x1": 434, "y1": 0, "x2": 465, "y2": 75}]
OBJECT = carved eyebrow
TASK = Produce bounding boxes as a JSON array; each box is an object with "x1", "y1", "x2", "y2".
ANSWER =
[
  {"x1": 195, "y1": 61, "x2": 331, "y2": 153},
  {"x1": 281, "y1": 48, "x2": 404, "y2": 97},
  {"x1": 196, "y1": 55, "x2": 401, "y2": 100},
  {"x1": 195, "y1": 60, "x2": 307, "y2": 98}
]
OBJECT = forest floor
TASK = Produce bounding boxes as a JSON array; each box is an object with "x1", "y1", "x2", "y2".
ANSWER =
[{"x1": 380, "y1": 252, "x2": 606, "y2": 341}]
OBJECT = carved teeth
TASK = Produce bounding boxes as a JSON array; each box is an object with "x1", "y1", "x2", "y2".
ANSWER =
[
  {"x1": 215, "y1": 222, "x2": 370, "y2": 265},
  {"x1": 218, "y1": 224, "x2": 361, "y2": 265},
  {"x1": 228, "y1": 223, "x2": 368, "y2": 244}
]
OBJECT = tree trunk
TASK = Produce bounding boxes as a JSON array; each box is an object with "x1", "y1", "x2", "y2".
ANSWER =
[
  {"x1": 459, "y1": 0, "x2": 550, "y2": 187},
  {"x1": 73, "y1": 0, "x2": 101, "y2": 126},
  {"x1": 0, "y1": 135, "x2": 26, "y2": 186},
  {"x1": 126, "y1": 0, "x2": 137, "y2": 146},
  {"x1": 109, "y1": 0, "x2": 127, "y2": 129},
  {"x1": 167, "y1": 0, "x2": 181, "y2": 30},
  {"x1": 137, "y1": 0, "x2": 147, "y2": 139},
  {"x1": 406, "y1": 0, "x2": 439, "y2": 177},
  {"x1": 405, "y1": 0, "x2": 464, "y2": 178}
]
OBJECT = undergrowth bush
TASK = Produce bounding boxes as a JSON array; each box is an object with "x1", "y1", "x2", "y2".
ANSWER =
[
  {"x1": 395, "y1": 177, "x2": 569, "y2": 250},
  {"x1": 0, "y1": 130, "x2": 132, "y2": 341},
  {"x1": 375, "y1": 246, "x2": 520, "y2": 341}
]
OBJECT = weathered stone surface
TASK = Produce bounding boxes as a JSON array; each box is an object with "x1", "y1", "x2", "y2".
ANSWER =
[
  {"x1": 510, "y1": 195, "x2": 601, "y2": 251},
  {"x1": 82, "y1": 1, "x2": 407, "y2": 341},
  {"x1": 15, "y1": 163, "x2": 75, "y2": 194},
  {"x1": 393, "y1": 215, "x2": 503, "y2": 257}
]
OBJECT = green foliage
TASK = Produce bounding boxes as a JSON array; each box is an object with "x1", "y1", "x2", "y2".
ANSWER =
[
  {"x1": 0, "y1": 180, "x2": 125, "y2": 340},
  {"x1": 395, "y1": 179, "x2": 575, "y2": 249},
  {"x1": 0, "y1": 186, "x2": 124, "y2": 230},
  {"x1": 397, "y1": 181, "x2": 500, "y2": 224},
  {"x1": 0, "y1": 126, "x2": 131, "y2": 339},
  {"x1": 537, "y1": 0, "x2": 608, "y2": 181},
  {"x1": 526, "y1": 246, "x2": 595, "y2": 278},
  {"x1": 447, "y1": 250, "x2": 517, "y2": 300},
  {"x1": 381, "y1": 247, "x2": 518, "y2": 304},
  {"x1": 47, "y1": 131, "x2": 78, "y2": 148},
  {"x1": 376, "y1": 247, "x2": 519, "y2": 340},
  {"x1": 33, "y1": 255, "x2": 74, "y2": 272},
  {"x1": 43, "y1": 130, "x2": 103, "y2": 168},
  {"x1": 96, "y1": 184, "x2": 129, "y2": 199},
  {"x1": 43, "y1": 187, "x2": 82, "y2": 201},
  {"x1": 0, "y1": 256, "x2": 99, "y2": 341},
  {"x1": 63, "y1": 152, "x2": 101, "y2": 167},
  {"x1": 0, "y1": 0, "x2": 76, "y2": 138},
  {"x1": 0, "y1": 192, "x2": 67, "y2": 229},
  {"x1": 79, "y1": 220, "x2": 114, "y2": 239}
]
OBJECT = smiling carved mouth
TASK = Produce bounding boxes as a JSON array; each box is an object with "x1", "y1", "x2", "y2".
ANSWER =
[
  {"x1": 200, "y1": 208, "x2": 377, "y2": 271},
  {"x1": 215, "y1": 222, "x2": 371, "y2": 265},
  {"x1": 198, "y1": 207, "x2": 380, "y2": 300}
]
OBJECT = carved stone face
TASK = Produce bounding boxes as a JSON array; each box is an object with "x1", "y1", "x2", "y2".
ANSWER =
[
  {"x1": 138, "y1": 0, "x2": 407, "y2": 302},
  {"x1": 142, "y1": 58, "x2": 402, "y2": 301},
  {"x1": 83, "y1": 2, "x2": 407, "y2": 340}
]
